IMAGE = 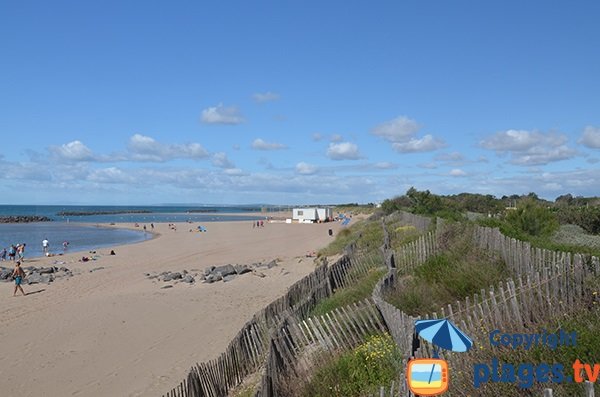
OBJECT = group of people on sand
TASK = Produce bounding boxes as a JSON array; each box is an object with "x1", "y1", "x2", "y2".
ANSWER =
[
  {"x1": 1, "y1": 243, "x2": 26, "y2": 262},
  {"x1": 252, "y1": 220, "x2": 265, "y2": 228}
]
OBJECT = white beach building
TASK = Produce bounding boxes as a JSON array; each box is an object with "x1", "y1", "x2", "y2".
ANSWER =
[{"x1": 292, "y1": 207, "x2": 333, "y2": 223}]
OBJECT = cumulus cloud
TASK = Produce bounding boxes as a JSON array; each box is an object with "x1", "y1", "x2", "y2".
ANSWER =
[
  {"x1": 326, "y1": 142, "x2": 361, "y2": 160},
  {"x1": 201, "y1": 104, "x2": 244, "y2": 124},
  {"x1": 449, "y1": 168, "x2": 467, "y2": 176},
  {"x1": 296, "y1": 162, "x2": 319, "y2": 175},
  {"x1": 578, "y1": 126, "x2": 600, "y2": 149},
  {"x1": 480, "y1": 129, "x2": 577, "y2": 166},
  {"x1": 49, "y1": 141, "x2": 95, "y2": 162},
  {"x1": 211, "y1": 152, "x2": 235, "y2": 169},
  {"x1": 251, "y1": 138, "x2": 287, "y2": 151},
  {"x1": 252, "y1": 92, "x2": 280, "y2": 103},
  {"x1": 392, "y1": 135, "x2": 446, "y2": 153},
  {"x1": 371, "y1": 116, "x2": 420, "y2": 142},
  {"x1": 371, "y1": 116, "x2": 444, "y2": 154},
  {"x1": 127, "y1": 134, "x2": 209, "y2": 162}
]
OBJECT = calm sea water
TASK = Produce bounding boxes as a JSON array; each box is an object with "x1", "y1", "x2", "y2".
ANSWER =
[{"x1": 0, "y1": 205, "x2": 273, "y2": 259}]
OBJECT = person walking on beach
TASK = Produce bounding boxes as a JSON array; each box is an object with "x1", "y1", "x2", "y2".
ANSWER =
[
  {"x1": 12, "y1": 261, "x2": 26, "y2": 297},
  {"x1": 42, "y1": 238, "x2": 49, "y2": 255},
  {"x1": 63, "y1": 241, "x2": 69, "y2": 252},
  {"x1": 8, "y1": 245, "x2": 16, "y2": 261},
  {"x1": 1, "y1": 248, "x2": 6, "y2": 261},
  {"x1": 17, "y1": 243, "x2": 25, "y2": 261}
]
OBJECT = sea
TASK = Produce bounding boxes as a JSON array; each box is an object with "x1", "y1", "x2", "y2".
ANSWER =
[{"x1": 0, "y1": 205, "x2": 275, "y2": 259}]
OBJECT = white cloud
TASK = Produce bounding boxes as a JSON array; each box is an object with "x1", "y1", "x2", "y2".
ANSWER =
[
  {"x1": 251, "y1": 138, "x2": 287, "y2": 151},
  {"x1": 49, "y1": 140, "x2": 95, "y2": 162},
  {"x1": 331, "y1": 134, "x2": 343, "y2": 142},
  {"x1": 480, "y1": 129, "x2": 577, "y2": 165},
  {"x1": 578, "y1": 126, "x2": 600, "y2": 149},
  {"x1": 373, "y1": 162, "x2": 396, "y2": 169},
  {"x1": 127, "y1": 134, "x2": 209, "y2": 162},
  {"x1": 511, "y1": 146, "x2": 578, "y2": 166},
  {"x1": 371, "y1": 116, "x2": 420, "y2": 142},
  {"x1": 326, "y1": 142, "x2": 361, "y2": 160},
  {"x1": 449, "y1": 168, "x2": 467, "y2": 177},
  {"x1": 543, "y1": 182, "x2": 562, "y2": 191},
  {"x1": 224, "y1": 168, "x2": 244, "y2": 176},
  {"x1": 87, "y1": 167, "x2": 135, "y2": 184},
  {"x1": 312, "y1": 133, "x2": 323, "y2": 142},
  {"x1": 480, "y1": 130, "x2": 566, "y2": 152},
  {"x1": 252, "y1": 92, "x2": 280, "y2": 103},
  {"x1": 435, "y1": 152, "x2": 465, "y2": 162},
  {"x1": 296, "y1": 162, "x2": 319, "y2": 175},
  {"x1": 392, "y1": 135, "x2": 446, "y2": 153},
  {"x1": 211, "y1": 152, "x2": 235, "y2": 169},
  {"x1": 201, "y1": 104, "x2": 244, "y2": 124}
]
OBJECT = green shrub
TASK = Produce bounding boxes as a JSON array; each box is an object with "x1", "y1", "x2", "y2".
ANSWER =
[
  {"x1": 301, "y1": 333, "x2": 402, "y2": 397},
  {"x1": 504, "y1": 198, "x2": 559, "y2": 237},
  {"x1": 311, "y1": 268, "x2": 385, "y2": 316},
  {"x1": 387, "y1": 223, "x2": 508, "y2": 316}
]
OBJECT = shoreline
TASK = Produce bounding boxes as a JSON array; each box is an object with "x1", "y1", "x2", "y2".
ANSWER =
[{"x1": 0, "y1": 218, "x2": 342, "y2": 396}]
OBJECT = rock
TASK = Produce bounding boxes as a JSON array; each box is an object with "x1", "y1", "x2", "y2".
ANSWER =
[
  {"x1": 40, "y1": 274, "x2": 54, "y2": 284},
  {"x1": 267, "y1": 260, "x2": 277, "y2": 269},
  {"x1": 203, "y1": 274, "x2": 216, "y2": 283},
  {"x1": 213, "y1": 264, "x2": 236, "y2": 277},
  {"x1": 162, "y1": 274, "x2": 174, "y2": 282},
  {"x1": 252, "y1": 270, "x2": 266, "y2": 278},
  {"x1": 222, "y1": 274, "x2": 237, "y2": 282},
  {"x1": 234, "y1": 264, "x2": 251, "y2": 275},
  {"x1": 0, "y1": 269, "x2": 12, "y2": 280},
  {"x1": 183, "y1": 275, "x2": 195, "y2": 284},
  {"x1": 171, "y1": 272, "x2": 183, "y2": 280},
  {"x1": 27, "y1": 273, "x2": 43, "y2": 284},
  {"x1": 161, "y1": 285, "x2": 173, "y2": 289},
  {"x1": 204, "y1": 266, "x2": 215, "y2": 276},
  {"x1": 182, "y1": 270, "x2": 188, "y2": 275},
  {"x1": 39, "y1": 267, "x2": 54, "y2": 274}
]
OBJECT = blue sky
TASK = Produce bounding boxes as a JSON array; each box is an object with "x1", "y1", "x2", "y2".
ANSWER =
[{"x1": 1, "y1": 1, "x2": 599, "y2": 205}]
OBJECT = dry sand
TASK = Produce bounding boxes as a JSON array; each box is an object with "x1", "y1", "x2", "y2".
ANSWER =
[{"x1": 0, "y1": 218, "x2": 342, "y2": 396}]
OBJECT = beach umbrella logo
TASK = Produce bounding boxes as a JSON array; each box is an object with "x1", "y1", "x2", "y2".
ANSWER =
[
  {"x1": 406, "y1": 318, "x2": 473, "y2": 396},
  {"x1": 415, "y1": 318, "x2": 473, "y2": 354}
]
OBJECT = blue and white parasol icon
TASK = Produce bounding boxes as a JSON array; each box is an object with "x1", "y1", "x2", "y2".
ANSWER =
[
  {"x1": 415, "y1": 318, "x2": 473, "y2": 354},
  {"x1": 414, "y1": 318, "x2": 473, "y2": 386}
]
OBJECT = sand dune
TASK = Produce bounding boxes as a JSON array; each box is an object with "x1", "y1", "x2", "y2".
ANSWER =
[{"x1": 0, "y1": 219, "x2": 342, "y2": 396}]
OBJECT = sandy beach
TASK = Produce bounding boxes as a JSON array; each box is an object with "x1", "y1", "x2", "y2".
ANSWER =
[{"x1": 0, "y1": 218, "x2": 342, "y2": 396}]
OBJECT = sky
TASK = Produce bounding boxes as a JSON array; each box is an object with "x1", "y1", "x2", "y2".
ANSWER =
[{"x1": 1, "y1": 1, "x2": 599, "y2": 205}]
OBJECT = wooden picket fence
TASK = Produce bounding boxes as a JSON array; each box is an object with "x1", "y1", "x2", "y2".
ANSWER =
[
  {"x1": 372, "y1": 219, "x2": 600, "y2": 397},
  {"x1": 256, "y1": 298, "x2": 388, "y2": 397},
  {"x1": 162, "y1": 243, "x2": 386, "y2": 397}
]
